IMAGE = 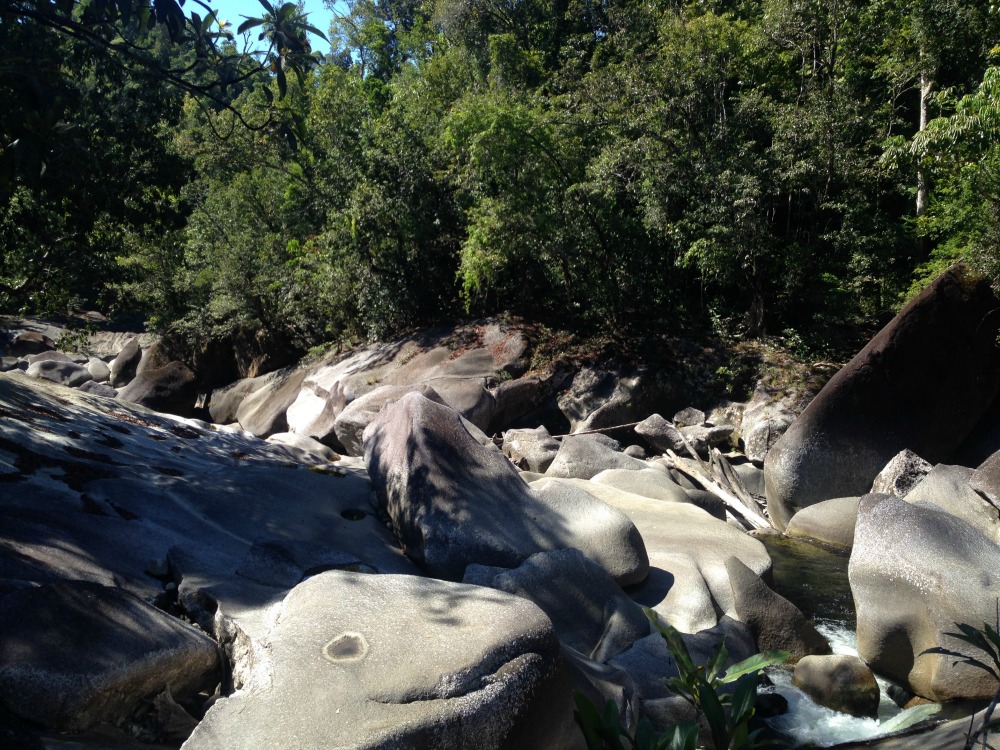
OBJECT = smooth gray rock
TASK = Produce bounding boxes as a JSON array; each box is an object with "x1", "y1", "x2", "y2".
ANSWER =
[
  {"x1": 503, "y1": 426, "x2": 560, "y2": 474},
  {"x1": 265, "y1": 432, "x2": 340, "y2": 464},
  {"x1": 208, "y1": 375, "x2": 266, "y2": 425},
  {"x1": 24, "y1": 351, "x2": 73, "y2": 365},
  {"x1": 726, "y1": 556, "x2": 829, "y2": 662},
  {"x1": 365, "y1": 393, "x2": 648, "y2": 585},
  {"x1": 235, "y1": 367, "x2": 307, "y2": 437},
  {"x1": 533, "y1": 477, "x2": 770, "y2": 633},
  {"x1": 86, "y1": 357, "x2": 111, "y2": 383},
  {"x1": 765, "y1": 266, "x2": 1000, "y2": 531},
  {"x1": 905, "y1": 464, "x2": 1000, "y2": 544},
  {"x1": 792, "y1": 655, "x2": 880, "y2": 718},
  {"x1": 464, "y1": 548, "x2": 652, "y2": 662},
  {"x1": 109, "y1": 337, "x2": 142, "y2": 387},
  {"x1": 785, "y1": 497, "x2": 861, "y2": 550},
  {"x1": 740, "y1": 398, "x2": 796, "y2": 464},
  {"x1": 184, "y1": 572, "x2": 581, "y2": 750},
  {"x1": 117, "y1": 361, "x2": 197, "y2": 417},
  {"x1": 871, "y1": 449, "x2": 933, "y2": 497},
  {"x1": 851, "y1": 493, "x2": 1000, "y2": 700},
  {"x1": 78, "y1": 380, "x2": 118, "y2": 398},
  {"x1": 591, "y1": 468, "x2": 688, "y2": 504},
  {"x1": 545, "y1": 434, "x2": 650, "y2": 480},
  {"x1": 336, "y1": 383, "x2": 446, "y2": 456},
  {"x1": 0, "y1": 581, "x2": 217, "y2": 731},
  {"x1": 25, "y1": 360, "x2": 93, "y2": 388}
]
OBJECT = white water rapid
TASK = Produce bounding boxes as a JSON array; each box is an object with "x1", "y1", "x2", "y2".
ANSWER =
[{"x1": 761, "y1": 621, "x2": 940, "y2": 747}]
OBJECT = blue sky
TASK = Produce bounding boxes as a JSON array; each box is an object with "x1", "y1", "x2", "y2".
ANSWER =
[{"x1": 201, "y1": 0, "x2": 342, "y2": 54}]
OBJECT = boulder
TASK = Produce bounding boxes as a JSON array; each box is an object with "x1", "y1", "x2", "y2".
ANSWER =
[
  {"x1": 464, "y1": 548, "x2": 652, "y2": 662},
  {"x1": 503, "y1": 426, "x2": 561, "y2": 474},
  {"x1": 208, "y1": 375, "x2": 266, "y2": 425},
  {"x1": 23, "y1": 351, "x2": 73, "y2": 365},
  {"x1": 265, "y1": 432, "x2": 340, "y2": 464},
  {"x1": 235, "y1": 367, "x2": 307, "y2": 437},
  {"x1": 109, "y1": 337, "x2": 142, "y2": 388},
  {"x1": 590, "y1": 468, "x2": 689, "y2": 504},
  {"x1": 740, "y1": 396, "x2": 796, "y2": 465},
  {"x1": 8, "y1": 330, "x2": 55, "y2": 356},
  {"x1": 784, "y1": 497, "x2": 861, "y2": 550},
  {"x1": 117, "y1": 361, "x2": 198, "y2": 417},
  {"x1": 545, "y1": 434, "x2": 651, "y2": 480},
  {"x1": 25, "y1": 360, "x2": 93, "y2": 388},
  {"x1": 136, "y1": 340, "x2": 172, "y2": 376},
  {"x1": 850, "y1": 493, "x2": 1000, "y2": 701},
  {"x1": 78, "y1": 380, "x2": 118, "y2": 399},
  {"x1": 792, "y1": 655, "x2": 880, "y2": 718},
  {"x1": 871, "y1": 449, "x2": 933, "y2": 497},
  {"x1": 765, "y1": 265, "x2": 1000, "y2": 531},
  {"x1": 905, "y1": 464, "x2": 1000, "y2": 544},
  {"x1": 558, "y1": 366, "x2": 673, "y2": 435},
  {"x1": 489, "y1": 375, "x2": 556, "y2": 433},
  {"x1": 533, "y1": 477, "x2": 771, "y2": 633},
  {"x1": 972, "y1": 448, "x2": 1000, "y2": 508},
  {"x1": 86, "y1": 357, "x2": 111, "y2": 383},
  {"x1": 184, "y1": 572, "x2": 581, "y2": 750},
  {"x1": 364, "y1": 393, "x2": 648, "y2": 585},
  {"x1": 673, "y1": 407, "x2": 706, "y2": 426},
  {"x1": 725, "y1": 556, "x2": 829, "y2": 662},
  {"x1": 0, "y1": 581, "x2": 218, "y2": 731},
  {"x1": 336, "y1": 383, "x2": 446, "y2": 456}
]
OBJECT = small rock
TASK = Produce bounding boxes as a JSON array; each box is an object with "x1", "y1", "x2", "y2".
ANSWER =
[
  {"x1": 871, "y1": 449, "x2": 933, "y2": 497},
  {"x1": 792, "y1": 654, "x2": 880, "y2": 718}
]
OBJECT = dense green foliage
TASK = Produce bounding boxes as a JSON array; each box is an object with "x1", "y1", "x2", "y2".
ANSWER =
[{"x1": 2, "y1": 0, "x2": 999, "y2": 360}]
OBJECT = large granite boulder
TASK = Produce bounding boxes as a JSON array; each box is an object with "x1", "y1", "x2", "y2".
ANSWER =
[
  {"x1": 184, "y1": 572, "x2": 581, "y2": 750},
  {"x1": 850, "y1": 493, "x2": 1000, "y2": 701},
  {"x1": 0, "y1": 581, "x2": 217, "y2": 731},
  {"x1": 335, "y1": 383, "x2": 446, "y2": 456},
  {"x1": 234, "y1": 367, "x2": 307, "y2": 437},
  {"x1": 765, "y1": 265, "x2": 1000, "y2": 530},
  {"x1": 784, "y1": 497, "x2": 861, "y2": 550},
  {"x1": 503, "y1": 426, "x2": 561, "y2": 474},
  {"x1": 117, "y1": 361, "x2": 198, "y2": 417},
  {"x1": 532, "y1": 477, "x2": 771, "y2": 633},
  {"x1": 364, "y1": 393, "x2": 648, "y2": 585},
  {"x1": 464, "y1": 548, "x2": 652, "y2": 662}
]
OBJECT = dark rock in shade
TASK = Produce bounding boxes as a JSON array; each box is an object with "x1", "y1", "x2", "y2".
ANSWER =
[
  {"x1": 545, "y1": 433, "x2": 649, "y2": 480},
  {"x1": 77, "y1": 380, "x2": 118, "y2": 399},
  {"x1": 972, "y1": 448, "x2": 1000, "y2": 508},
  {"x1": 117, "y1": 361, "x2": 198, "y2": 417},
  {"x1": 850, "y1": 493, "x2": 1000, "y2": 701},
  {"x1": 23, "y1": 351, "x2": 73, "y2": 365},
  {"x1": 0, "y1": 580, "x2": 218, "y2": 731},
  {"x1": 136, "y1": 340, "x2": 172, "y2": 376},
  {"x1": 109, "y1": 337, "x2": 142, "y2": 388},
  {"x1": 8, "y1": 331, "x2": 55, "y2": 356},
  {"x1": 726, "y1": 556, "x2": 829, "y2": 662},
  {"x1": 672, "y1": 407, "x2": 706, "y2": 426},
  {"x1": 364, "y1": 392, "x2": 648, "y2": 585},
  {"x1": 792, "y1": 655, "x2": 881, "y2": 718},
  {"x1": 765, "y1": 265, "x2": 1000, "y2": 530}
]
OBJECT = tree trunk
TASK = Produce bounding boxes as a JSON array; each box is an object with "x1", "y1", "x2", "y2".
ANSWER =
[{"x1": 916, "y1": 70, "x2": 933, "y2": 218}]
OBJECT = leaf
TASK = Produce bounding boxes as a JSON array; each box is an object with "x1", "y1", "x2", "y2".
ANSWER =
[
  {"x1": 275, "y1": 67, "x2": 287, "y2": 99},
  {"x1": 238, "y1": 17, "x2": 264, "y2": 34},
  {"x1": 705, "y1": 637, "x2": 730, "y2": 685},
  {"x1": 729, "y1": 676, "x2": 758, "y2": 727},
  {"x1": 698, "y1": 681, "x2": 729, "y2": 750},
  {"x1": 720, "y1": 651, "x2": 789, "y2": 684},
  {"x1": 661, "y1": 722, "x2": 699, "y2": 750},
  {"x1": 303, "y1": 23, "x2": 329, "y2": 42}
]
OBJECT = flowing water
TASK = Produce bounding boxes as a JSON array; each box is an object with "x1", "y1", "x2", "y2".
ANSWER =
[{"x1": 756, "y1": 535, "x2": 943, "y2": 747}]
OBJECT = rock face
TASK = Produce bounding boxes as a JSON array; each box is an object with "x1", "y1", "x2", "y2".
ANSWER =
[
  {"x1": 184, "y1": 571, "x2": 580, "y2": 750},
  {"x1": 905, "y1": 464, "x2": 1000, "y2": 544},
  {"x1": 25, "y1": 359, "x2": 93, "y2": 388},
  {"x1": 765, "y1": 265, "x2": 1000, "y2": 530},
  {"x1": 0, "y1": 581, "x2": 218, "y2": 731},
  {"x1": 110, "y1": 336, "x2": 142, "y2": 387},
  {"x1": 792, "y1": 655, "x2": 880, "y2": 718},
  {"x1": 871, "y1": 449, "x2": 933, "y2": 497},
  {"x1": 364, "y1": 392, "x2": 649, "y2": 585},
  {"x1": 850, "y1": 493, "x2": 1000, "y2": 701},
  {"x1": 545, "y1": 434, "x2": 651, "y2": 480},
  {"x1": 784, "y1": 497, "x2": 861, "y2": 550}
]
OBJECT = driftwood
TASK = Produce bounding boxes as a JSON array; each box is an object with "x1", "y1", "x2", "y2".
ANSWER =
[
  {"x1": 664, "y1": 444, "x2": 772, "y2": 530},
  {"x1": 551, "y1": 422, "x2": 643, "y2": 440}
]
